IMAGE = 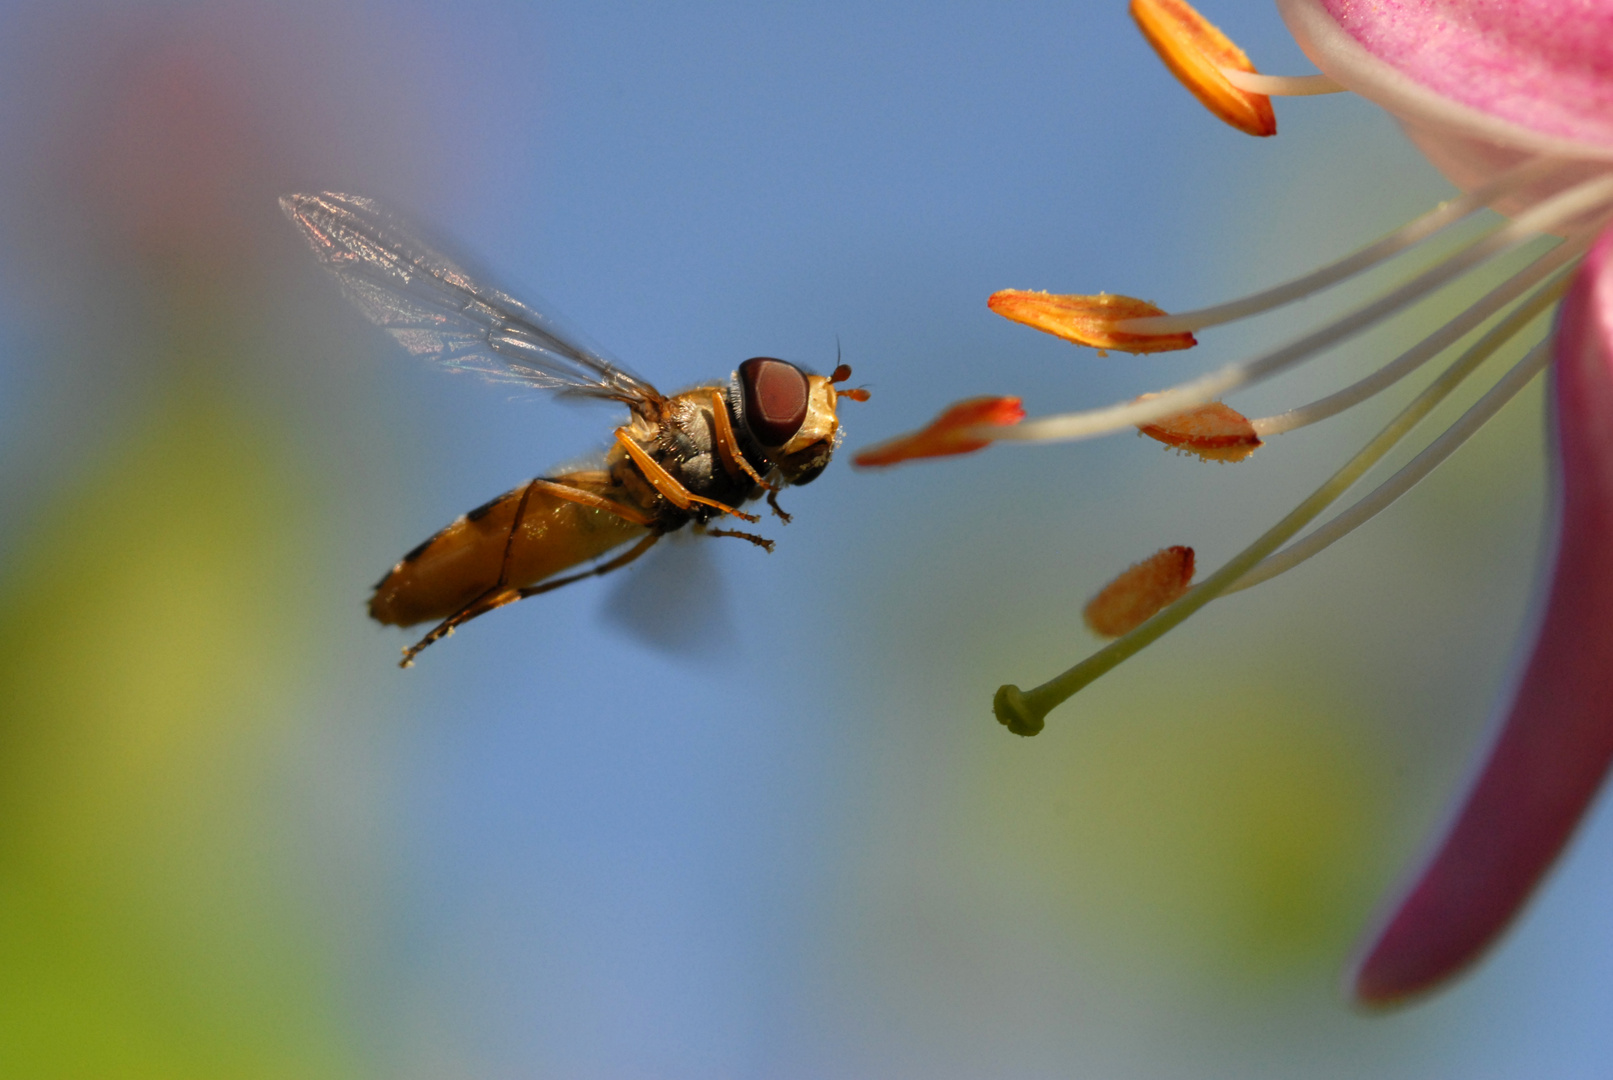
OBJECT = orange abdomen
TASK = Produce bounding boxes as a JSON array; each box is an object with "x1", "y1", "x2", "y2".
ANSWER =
[{"x1": 370, "y1": 474, "x2": 648, "y2": 627}]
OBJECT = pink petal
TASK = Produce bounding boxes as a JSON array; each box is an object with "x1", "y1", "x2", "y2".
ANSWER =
[
  {"x1": 1313, "y1": 0, "x2": 1613, "y2": 149},
  {"x1": 1352, "y1": 226, "x2": 1613, "y2": 1005}
]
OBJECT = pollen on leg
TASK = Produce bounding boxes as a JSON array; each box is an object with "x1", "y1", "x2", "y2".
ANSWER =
[
  {"x1": 1137, "y1": 398, "x2": 1262, "y2": 461},
  {"x1": 989, "y1": 290, "x2": 1198, "y2": 354},
  {"x1": 1129, "y1": 0, "x2": 1276, "y2": 137},
  {"x1": 1084, "y1": 545, "x2": 1196, "y2": 638}
]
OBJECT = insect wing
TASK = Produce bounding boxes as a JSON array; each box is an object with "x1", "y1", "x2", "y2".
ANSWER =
[
  {"x1": 601, "y1": 530, "x2": 735, "y2": 657},
  {"x1": 280, "y1": 192, "x2": 660, "y2": 406}
]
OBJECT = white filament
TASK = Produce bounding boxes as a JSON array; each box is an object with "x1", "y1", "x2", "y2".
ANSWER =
[
  {"x1": 1212, "y1": 70, "x2": 1342, "y2": 96},
  {"x1": 991, "y1": 171, "x2": 1613, "y2": 445},
  {"x1": 1250, "y1": 235, "x2": 1587, "y2": 435},
  {"x1": 1228, "y1": 335, "x2": 1555, "y2": 594},
  {"x1": 1117, "y1": 155, "x2": 1566, "y2": 335},
  {"x1": 1218, "y1": 70, "x2": 1344, "y2": 96}
]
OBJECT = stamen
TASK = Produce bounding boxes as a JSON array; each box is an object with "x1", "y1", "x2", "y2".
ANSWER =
[
  {"x1": 1085, "y1": 546, "x2": 1196, "y2": 637},
  {"x1": 1217, "y1": 70, "x2": 1343, "y2": 96},
  {"x1": 1228, "y1": 334, "x2": 1556, "y2": 595},
  {"x1": 1118, "y1": 155, "x2": 1568, "y2": 335},
  {"x1": 992, "y1": 262, "x2": 1582, "y2": 736},
  {"x1": 1251, "y1": 235, "x2": 1590, "y2": 435},
  {"x1": 1129, "y1": 0, "x2": 1276, "y2": 137},
  {"x1": 986, "y1": 172, "x2": 1613, "y2": 448}
]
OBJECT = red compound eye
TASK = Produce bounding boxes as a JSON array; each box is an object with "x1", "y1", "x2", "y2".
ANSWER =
[{"x1": 737, "y1": 357, "x2": 810, "y2": 447}]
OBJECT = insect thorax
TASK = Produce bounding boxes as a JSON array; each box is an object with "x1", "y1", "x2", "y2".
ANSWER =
[{"x1": 615, "y1": 393, "x2": 761, "y2": 522}]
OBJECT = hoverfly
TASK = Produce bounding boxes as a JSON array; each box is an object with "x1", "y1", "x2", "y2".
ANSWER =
[{"x1": 281, "y1": 192, "x2": 867, "y2": 666}]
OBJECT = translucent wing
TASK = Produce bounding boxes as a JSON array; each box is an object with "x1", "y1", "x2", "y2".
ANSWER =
[
  {"x1": 280, "y1": 191, "x2": 660, "y2": 407},
  {"x1": 600, "y1": 531, "x2": 736, "y2": 657}
]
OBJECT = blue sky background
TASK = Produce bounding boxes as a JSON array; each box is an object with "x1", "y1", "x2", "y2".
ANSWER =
[{"x1": 1, "y1": 1, "x2": 1611, "y2": 1077}]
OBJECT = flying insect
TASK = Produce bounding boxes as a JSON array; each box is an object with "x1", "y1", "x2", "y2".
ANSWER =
[{"x1": 281, "y1": 192, "x2": 867, "y2": 666}]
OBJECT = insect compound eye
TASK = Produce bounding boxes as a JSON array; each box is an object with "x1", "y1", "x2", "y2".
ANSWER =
[{"x1": 736, "y1": 357, "x2": 810, "y2": 448}]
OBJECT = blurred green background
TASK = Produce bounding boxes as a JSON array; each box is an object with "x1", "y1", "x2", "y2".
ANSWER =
[{"x1": 1, "y1": 1, "x2": 1609, "y2": 1077}]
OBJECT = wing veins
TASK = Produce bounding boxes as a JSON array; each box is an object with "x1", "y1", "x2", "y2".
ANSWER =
[{"x1": 281, "y1": 191, "x2": 660, "y2": 405}]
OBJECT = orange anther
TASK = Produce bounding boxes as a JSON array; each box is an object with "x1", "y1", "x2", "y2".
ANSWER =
[
  {"x1": 1084, "y1": 545, "x2": 1195, "y2": 638},
  {"x1": 1130, "y1": 0, "x2": 1276, "y2": 137},
  {"x1": 989, "y1": 290, "x2": 1197, "y2": 354},
  {"x1": 1137, "y1": 399, "x2": 1262, "y2": 462},
  {"x1": 853, "y1": 396, "x2": 1025, "y2": 467}
]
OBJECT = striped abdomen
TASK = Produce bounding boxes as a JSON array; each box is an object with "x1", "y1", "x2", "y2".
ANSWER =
[{"x1": 369, "y1": 472, "x2": 648, "y2": 627}]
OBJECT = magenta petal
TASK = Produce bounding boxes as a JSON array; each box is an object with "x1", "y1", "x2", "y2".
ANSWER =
[
  {"x1": 1317, "y1": 0, "x2": 1613, "y2": 150},
  {"x1": 1352, "y1": 228, "x2": 1613, "y2": 1005}
]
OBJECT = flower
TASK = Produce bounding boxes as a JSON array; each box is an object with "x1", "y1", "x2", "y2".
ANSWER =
[{"x1": 855, "y1": 0, "x2": 1613, "y2": 1003}]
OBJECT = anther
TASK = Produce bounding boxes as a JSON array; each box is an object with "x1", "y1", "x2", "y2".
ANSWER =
[
  {"x1": 854, "y1": 396, "x2": 1025, "y2": 467},
  {"x1": 1129, "y1": 0, "x2": 1276, "y2": 136},
  {"x1": 988, "y1": 290, "x2": 1197, "y2": 353},
  {"x1": 1085, "y1": 546, "x2": 1196, "y2": 637},
  {"x1": 1137, "y1": 400, "x2": 1261, "y2": 461}
]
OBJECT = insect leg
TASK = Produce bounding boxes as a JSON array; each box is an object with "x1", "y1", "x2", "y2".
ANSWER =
[
  {"x1": 517, "y1": 532, "x2": 661, "y2": 598},
  {"x1": 399, "y1": 586, "x2": 523, "y2": 667},
  {"x1": 395, "y1": 479, "x2": 654, "y2": 667},
  {"x1": 613, "y1": 428, "x2": 761, "y2": 523},
  {"x1": 705, "y1": 389, "x2": 774, "y2": 491},
  {"x1": 494, "y1": 478, "x2": 542, "y2": 588},
  {"x1": 529, "y1": 478, "x2": 656, "y2": 526},
  {"x1": 705, "y1": 389, "x2": 793, "y2": 522},
  {"x1": 764, "y1": 489, "x2": 792, "y2": 524},
  {"x1": 703, "y1": 527, "x2": 775, "y2": 553},
  {"x1": 398, "y1": 476, "x2": 548, "y2": 667}
]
